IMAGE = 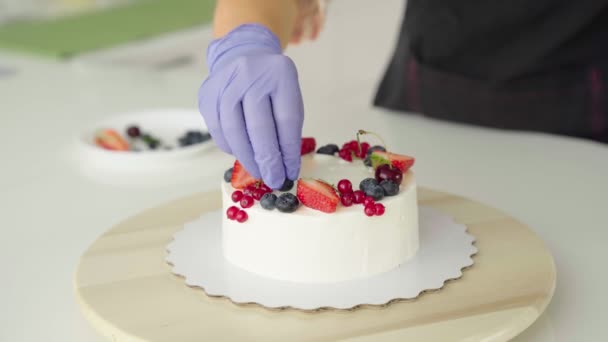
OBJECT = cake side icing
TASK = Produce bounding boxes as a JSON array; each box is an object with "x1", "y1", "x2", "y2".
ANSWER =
[{"x1": 221, "y1": 154, "x2": 419, "y2": 283}]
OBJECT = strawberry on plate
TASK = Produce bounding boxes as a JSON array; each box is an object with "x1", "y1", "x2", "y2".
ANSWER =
[
  {"x1": 370, "y1": 151, "x2": 415, "y2": 173},
  {"x1": 231, "y1": 160, "x2": 258, "y2": 189},
  {"x1": 296, "y1": 178, "x2": 340, "y2": 213},
  {"x1": 95, "y1": 129, "x2": 129, "y2": 151},
  {"x1": 301, "y1": 137, "x2": 316, "y2": 155}
]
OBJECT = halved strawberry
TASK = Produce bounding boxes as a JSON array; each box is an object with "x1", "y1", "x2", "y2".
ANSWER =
[
  {"x1": 301, "y1": 137, "x2": 316, "y2": 155},
  {"x1": 95, "y1": 129, "x2": 129, "y2": 151},
  {"x1": 296, "y1": 178, "x2": 340, "y2": 213},
  {"x1": 370, "y1": 151, "x2": 415, "y2": 173},
  {"x1": 231, "y1": 160, "x2": 258, "y2": 189}
]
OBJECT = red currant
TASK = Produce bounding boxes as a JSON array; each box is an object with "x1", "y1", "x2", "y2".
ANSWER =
[
  {"x1": 259, "y1": 184, "x2": 272, "y2": 193},
  {"x1": 243, "y1": 185, "x2": 255, "y2": 196},
  {"x1": 338, "y1": 148, "x2": 353, "y2": 162},
  {"x1": 231, "y1": 190, "x2": 244, "y2": 203},
  {"x1": 252, "y1": 188, "x2": 266, "y2": 201},
  {"x1": 363, "y1": 196, "x2": 375, "y2": 206},
  {"x1": 340, "y1": 192, "x2": 354, "y2": 207},
  {"x1": 235, "y1": 210, "x2": 248, "y2": 223},
  {"x1": 337, "y1": 179, "x2": 353, "y2": 194},
  {"x1": 360, "y1": 142, "x2": 370, "y2": 153},
  {"x1": 240, "y1": 195, "x2": 254, "y2": 208},
  {"x1": 353, "y1": 190, "x2": 366, "y2": 204},
  {"x1": 347, "y1": 140, "x2": 358, "y2": 151},
  {"x1": 374, "y1": 203, "x2": 385, "y2": 216},
  {"x1": 226, "y1": 206, "x2": 239, "y2": 220},
  {"x1": 364, "y1": 204, "x2": 376, "y2": 217}
]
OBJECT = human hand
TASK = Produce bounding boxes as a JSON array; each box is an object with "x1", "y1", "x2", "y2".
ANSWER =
[
  {"x1": 291, "y1": 0, "x2": 328, "y2": 44},
  {"x1": 198, "y1": 24, "x2": 304, "y2": 189}
]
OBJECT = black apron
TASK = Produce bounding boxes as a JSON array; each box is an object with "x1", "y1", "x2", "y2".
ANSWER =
[{"x1": 374, "y1": 0, "x2": 608, "y2": 143}]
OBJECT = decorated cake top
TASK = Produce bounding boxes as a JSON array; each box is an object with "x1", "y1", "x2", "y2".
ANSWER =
[{"x1": 223, "y1": 130, "x2": 415, "y2": 223}]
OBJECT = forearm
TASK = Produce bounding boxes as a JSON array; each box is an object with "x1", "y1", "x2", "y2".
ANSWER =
[{"x1": 213, "y1": 0, "x2": 299, "y2": 49}]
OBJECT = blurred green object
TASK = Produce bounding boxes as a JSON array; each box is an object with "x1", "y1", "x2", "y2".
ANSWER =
[{"x1": 0, "y1": 0, "x2": 215, "y2": 58}]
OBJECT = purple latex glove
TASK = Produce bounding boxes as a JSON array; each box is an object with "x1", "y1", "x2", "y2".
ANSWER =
[{"x1": 198, "y1": 24, "x2": 304, "y2": 189}]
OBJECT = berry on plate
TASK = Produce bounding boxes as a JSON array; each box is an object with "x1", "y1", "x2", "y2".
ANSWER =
[
  {"x1": 279, "y1": 179, "x2": 294, "y2": 192},
  {"x1": 375, "y1": 164, "x2": 403, "y2": 185},
  {"x1": 126, "y1": 125, "x2": 141, "y2": 138},
  {"x1": 301, "y1": 137, "x2": 316, "y2": 155},
  {"x1": 226, "y1": 206, "x2": 239, "y2": 220},
  {"x1": 296, "y1": 179, "x2": 340, "y2": 213},
  {"x1": 365, "y1": 185, "x2": 385, "y2": 201},
  {"x1": 380, "y1": 180, "x2": 400, "y2": 196},
  {"x1": 252, "y1": 188, "x2": 267, "y2": 201},
  {"x1": 316, "y1": 144, "x2": 339, "y2": 155},
  {"x1": 370, "y1": 151, "x2": 415, "y2": 173},
  {"x1": 95, "y1": 129, "x2": 130, "y2": 151},
  {"x1": 363, "y1": 196, "x2": 375, "y2": 206},
  {"x1": 260, "y1": 193, "x2": 278, "y2": 210},
  {"x1": 374, "y1": 203, "x2": 386, "y2": 216},
  {"x1": 338, "y1": 148, "x2": 353, "y2": 162},
  {"x1": 364, "y1": 204, "x2": 376, "y2": 217},
  {"x1": 337, "y1": 179, "x2": 353, "y2": 194},
  {"x1": 235, "y1": 210, "x2": 248, "y2": 223},
  {"x1": 231, "y1": 190, "x2": 244, "y2": 203},
  {"x1": 240, "y1": 195, "x2": 254, "y2": 209},
  {"x1": 230, "y1": 160, "x2": 258, "y2": 189},
  {"x1": 353, "y1": 190, "x2": 366, "y2": 204},
  {"x1": 224, "y1": 167, "x2": 233, "y2": 183},
  {"x1": 359, "y1": 178, "x2": 379, "y2": 192},
  {"x1": 340, "y1": 192, "x2": 354, "y2": 207},
  {"x1": 275, "y1": 193, "x2": 300, "y2": 213}
]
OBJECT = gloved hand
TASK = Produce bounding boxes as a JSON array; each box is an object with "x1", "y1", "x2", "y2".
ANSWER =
[{"x1": 198, "y1": 24, "x2": 304, "y2": 189}]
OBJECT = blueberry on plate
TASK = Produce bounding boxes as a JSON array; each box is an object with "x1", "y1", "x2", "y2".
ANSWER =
[
  {"x1": 316, "y1": 144, "x2": 339, "y2": 155},
  {"x1": 279, "y1": 179, "x2": 294, "y2": 192},
  {"x1": 224, "y1": 167, "x2": 233, "y2": 183},
  {"x1": 380, "y1": 180, "x2": 399, "y2": 196},
  {"x1": 275, "y1": 193, "x2": 299, "y2": 213},
  {"x1": 359, "y1": 178, "x2": 379, "y2": 192},
  {"x1": 260, "y1": 193, "x2": 278, "y2": 210},
  {"x1": 365, "y1": 185, "x2": 385, "y2": 201}
]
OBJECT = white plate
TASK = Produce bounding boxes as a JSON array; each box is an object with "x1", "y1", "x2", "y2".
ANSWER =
[{"x1": 76, "y1": 108, "x2": 215, "y2": 169}]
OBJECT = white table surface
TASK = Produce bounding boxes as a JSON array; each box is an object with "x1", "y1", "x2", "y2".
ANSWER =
[{"x1": 1, "y1": 0, "x2": 607, "y2": 341}]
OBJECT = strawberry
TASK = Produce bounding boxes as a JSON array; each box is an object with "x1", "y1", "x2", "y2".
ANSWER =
[
  {"x1": 370, "y1": 151, "x2": 415, "y2": 173},
  {"x1": 296, "y1": 178, "x2": 340, "y2": 213},
  {"x1": 231, "y1": 160, "x2": 258, "y2": 189},
  {"x1": 95, "y1": 129, "x2": 129, "y2": 151},
  {"x1": 301, "y1": 137, "x2": 316, "y2": 155}
]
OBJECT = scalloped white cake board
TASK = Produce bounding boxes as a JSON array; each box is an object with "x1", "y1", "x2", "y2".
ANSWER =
[{"x1": 166, "y1": 206, "x2": 477, "y2": 310}]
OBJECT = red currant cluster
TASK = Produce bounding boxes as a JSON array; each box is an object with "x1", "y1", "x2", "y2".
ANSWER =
[
  {"x1": 338, "y1": 140, "x2": 370, "y2": 162},
  {"x1": 336, "y1": 179, "x2": 386, "y2": 216},
  {"x1": 227, "y1": 182, "x2": 273, "y2": 223}
]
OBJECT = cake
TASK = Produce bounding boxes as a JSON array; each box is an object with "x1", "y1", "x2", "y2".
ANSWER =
[{"x1": 221, "y1": 136, "x2": 418, "y2": 283}]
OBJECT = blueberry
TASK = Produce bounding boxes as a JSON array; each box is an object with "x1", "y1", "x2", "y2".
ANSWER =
[
  {"x1": 260, "y1": 193, "x2": 278, "y2": 210},
  {"x1": 275, "y1": 193, "x2": 299, "y2": 213},
  {"x1": 365, "y1": 185, "x2": 385, "y2": 201},
  {"x1": 316, "y1": 144, "x2": 339, "y2": 155},
  {"x1": 364, "y1": 155, "x2": 372, "y2": 167},
  {"x1": 279, "y1": 179, "x2": 294, "y2": 192},
  {"x1": 359, "y1": 178, "x2": 379, "y2": 192},
  {"x1": 366, "y1": 145, "x2": 386, "y2": 157},
  {"x1": 224, "y1": 167, "x2": 233, "y2": 183},
  {"x1": 380, "y1": 180, "x2": 399, "y2": 196}
]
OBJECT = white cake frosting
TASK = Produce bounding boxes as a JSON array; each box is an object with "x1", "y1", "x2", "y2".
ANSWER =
[{"x1": 221, "y1": 154, "x2": 419, "y2": 283}]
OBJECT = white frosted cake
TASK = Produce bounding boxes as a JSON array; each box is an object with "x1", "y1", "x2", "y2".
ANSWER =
[{"x1": 221, "y1": 151, "x2": 419, "y2": 283}]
